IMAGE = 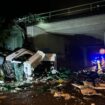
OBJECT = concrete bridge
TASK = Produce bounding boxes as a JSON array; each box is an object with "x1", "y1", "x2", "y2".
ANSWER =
[
  {"x1": 27, "y1": 14, "x2": 105, "y2": 41},
  {"x1": 16, "y1": 0, "x2": 105, "y2": 69}
]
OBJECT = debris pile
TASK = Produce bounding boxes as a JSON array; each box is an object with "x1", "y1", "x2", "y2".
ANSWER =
[
  {"x1": 0, "y1": 48, "x2": 105, "y2": 104},
  {"x1": 53, "y1": 91, "x2": 74, "y2": 100},
  {"x1": 71, "y1": 65, "x2": 105, "y2": 97}
]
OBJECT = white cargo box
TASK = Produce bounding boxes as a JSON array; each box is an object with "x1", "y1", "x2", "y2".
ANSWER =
[
  {"x1": 6, "y1": 48, "x2": 33, "y2": 62},
  {"x1": 43, "y1": 54, "x2": 56, "y2": 61}
]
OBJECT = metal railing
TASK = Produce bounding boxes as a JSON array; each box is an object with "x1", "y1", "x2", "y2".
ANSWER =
[{"x1": 15, "y1": 0, "x2": 105, "y2": 24}]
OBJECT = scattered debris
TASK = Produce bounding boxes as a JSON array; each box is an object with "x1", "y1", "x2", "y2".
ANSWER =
[
  {"x1": 0, "y1": 95, "x2": 7, "y2": 99},
  {"x1": 0, "y1": 47, "x2": 105, "y2": 105},
  {"x1": 83, "y1": 97, "x2": 92, "y2": 101},
  {"x1": 83, "y1": 81, "x2": 94, "y2": 87},
  {"x1": 53, "y1": 91, "x2": 74, "y2": 100},
  {"x1": 91, "y1": 103, "x2": 95, "y2": 105},
  {"x1": 72, "y1": 83, "x2": 102, "y2": 96}
]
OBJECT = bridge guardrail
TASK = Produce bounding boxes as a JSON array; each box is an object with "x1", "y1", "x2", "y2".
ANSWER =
[{"x1": 15, "y1": 0, "x2": 105, "y2": 24}]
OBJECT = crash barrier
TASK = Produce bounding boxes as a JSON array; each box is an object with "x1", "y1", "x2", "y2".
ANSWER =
[{"x1": 15, "y1": 0, "x2": 105, "y2": 24}]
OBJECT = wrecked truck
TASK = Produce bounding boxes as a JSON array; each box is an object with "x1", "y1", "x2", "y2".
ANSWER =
[
  {"x1": 5, "y1": 48, "x2": 45, "y2": 81},
  {"x1": 4, "y1": 48, "x2": 56, "y2": 82}
]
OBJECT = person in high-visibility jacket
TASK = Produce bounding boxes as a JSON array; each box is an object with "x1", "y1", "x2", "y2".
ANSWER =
[{"x1": 97, "y1": 60, "x2": 103, "y2": 74}]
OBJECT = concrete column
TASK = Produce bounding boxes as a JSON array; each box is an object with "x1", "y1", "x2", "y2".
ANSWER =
[
  {"x1": 82, "y1": 47, "x2": 88, "y2": 67},
  {"x1": 104, "y1": 32, "x2": 105, "y2": 46}
]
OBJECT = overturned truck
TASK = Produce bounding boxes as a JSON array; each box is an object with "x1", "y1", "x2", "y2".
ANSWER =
[{"x1": 4, "y1": 48, "x2": 56, "y2": 81}]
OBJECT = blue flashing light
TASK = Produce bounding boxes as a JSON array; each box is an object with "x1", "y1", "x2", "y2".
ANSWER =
[{"x1": 91, "y1": 53, "x2": 105, "y2": 65}]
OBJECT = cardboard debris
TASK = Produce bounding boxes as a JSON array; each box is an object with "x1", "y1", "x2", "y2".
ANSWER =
[
  {"x1": 0, "y1": 95, "x2": 7, "y2": 99},
  {"x1": 72, "y1": 83, "x2": 102, "y2": 96},
  {"x1": 53, "y1": 91, "x2": 73, "y2": 100},
  {"x1": 80, "y1": 88, "x2": 101, "y2": 96},
  {"x1": 83, "y1": 81, "x2": 94, "y2": 87},
  {"x1": 93, "y1": 83, "x2": 105, "y2": 90},
  {"x1": 94, "y1": 86, "x2": 105, "y2": 90},
  {"x1": 91, "y1": 103, "x2": 96, "y2": 105},
  {"x1": 96, "y1": 83, "x2": 105, "y2": 87}
]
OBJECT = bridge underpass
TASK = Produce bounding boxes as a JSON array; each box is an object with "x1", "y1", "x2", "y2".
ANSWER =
[
  {"x1": 32, "y1": 14, "x2": 105, "y2": 41},
  {"x1": 16, "y1": 0, "x2": 105, "y2": 69},
  {"x1": 26, "y1": 14, "x2": 105, "y2": 69}
]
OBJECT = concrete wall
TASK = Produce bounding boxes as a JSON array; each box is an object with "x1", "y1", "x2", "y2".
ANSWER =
[
  {"x1": 28, "y1": 33, "x2": 65, "y2": 54},
  {"x1": 27, "y1": 26, "x2": 65, "y2": 54},
  {"x1": 35, "y1": 14, "x2": 105, "y2": 41}
]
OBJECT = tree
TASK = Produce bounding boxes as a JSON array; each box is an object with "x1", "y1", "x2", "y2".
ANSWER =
[{"x1": 0, "y1": 17, "x2": 13, "y2": 48}]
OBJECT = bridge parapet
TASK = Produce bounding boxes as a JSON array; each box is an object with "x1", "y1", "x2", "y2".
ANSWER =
[{"x1": 15, "y1": 0, "x2": 105, "y2": 25}]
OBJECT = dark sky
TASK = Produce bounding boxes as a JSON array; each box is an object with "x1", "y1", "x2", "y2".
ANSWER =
[{"x1": 1, "y1": 0, "x2": 102, "y2": 18}]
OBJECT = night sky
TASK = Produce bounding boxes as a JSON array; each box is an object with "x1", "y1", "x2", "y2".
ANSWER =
[{"x1": 0, "y1": 0, "x2": 102, "y2": 18}]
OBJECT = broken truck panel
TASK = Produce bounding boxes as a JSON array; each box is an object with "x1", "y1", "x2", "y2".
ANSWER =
[
  {"x1": 24, "y1": 50, "x2": 45, "y2": 79},
  {"x1": 5, "y1": 49, "x2": 45, "y2": 81},
  {"x1": 13, "y1": 63, "x2": 24, "y2": 81},
  {"x1": 25, "y1": 50, "x2": 45, "y2": 69},
  {"x1": 0, "y1": 55, "x2": 5, "y2": 65},
  {"x1": 43, "y1": 54, "x2": 56, "y2": 61},
  {"x1": 3, "y1": 61, "x2": 15, "y2": 80},
  {"x1": 6, "y1": 48, "x2": 34, "y2": 62},
  {"x1": 43, "y1": 53, "x2": 57, "y2": 70},
  {"x1": 5, "y1": 48, "x2": 34, "y2": 81}
]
